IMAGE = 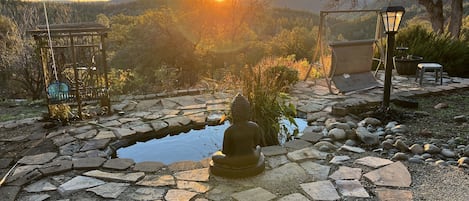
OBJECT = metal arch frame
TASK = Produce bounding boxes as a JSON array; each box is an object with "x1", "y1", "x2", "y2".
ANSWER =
[{"x1": 304, "y1": 9, "x2": 384, "y2": 85}]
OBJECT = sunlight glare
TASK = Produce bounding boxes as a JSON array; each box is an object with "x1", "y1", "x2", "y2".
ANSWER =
[{"x1": 214, "y1": 0, "x2": 225, "y2": 2}]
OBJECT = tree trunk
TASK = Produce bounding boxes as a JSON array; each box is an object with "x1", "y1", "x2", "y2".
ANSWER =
[
  {"x1": 418, "y1": 0, "x2": 444, "y2": 33},
  {"x1": 449, "y1": 0, "x2": 463, "y2": 39}
]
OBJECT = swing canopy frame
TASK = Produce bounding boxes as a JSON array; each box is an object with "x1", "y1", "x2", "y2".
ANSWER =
[
  {"x1": 28, "y1": 22, "x2": 111, "y2": 119},
  {"x1": 304, "y1": 9, "x2": 386, "y2": 93}
]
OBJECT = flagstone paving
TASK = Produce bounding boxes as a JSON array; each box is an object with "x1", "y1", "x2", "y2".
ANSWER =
[{"x1": 0, "y1": 74, "x2": 469, "y2": 200}]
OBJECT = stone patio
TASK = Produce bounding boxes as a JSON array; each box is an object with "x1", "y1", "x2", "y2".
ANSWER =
[{"x1": 0, "y1": 71, "x2": 468, "y2": 200}]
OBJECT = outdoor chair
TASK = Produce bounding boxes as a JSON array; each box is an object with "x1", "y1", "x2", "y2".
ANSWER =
[{"x1": 328, "y1": 39, "x2": 381, "y2": 93}]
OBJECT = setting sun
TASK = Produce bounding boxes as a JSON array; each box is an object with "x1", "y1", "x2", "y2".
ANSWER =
[{"x1": 214, "y1": 0, "x2": 225, "y2": 2}]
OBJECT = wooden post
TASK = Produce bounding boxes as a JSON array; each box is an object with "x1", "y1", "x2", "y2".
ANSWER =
[
  {"x1": 100, "y1": 33, "x2": 111, "y2": 114},
  {"x1": 70, "y1": 33, "x2": 83, "y2": 119}
]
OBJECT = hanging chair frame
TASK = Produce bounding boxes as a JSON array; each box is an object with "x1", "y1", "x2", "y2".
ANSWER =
[
  {"x1": 304, "y1": 9, "x2": 385, "y2": 92},
  {"x1": 29, "y1": 22, "x2": 111, "y2": 119}
]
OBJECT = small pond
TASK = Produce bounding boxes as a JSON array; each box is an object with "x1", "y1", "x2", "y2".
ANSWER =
[{"x1": 117, "y1": 118, "x2": 307, "y2": 164}]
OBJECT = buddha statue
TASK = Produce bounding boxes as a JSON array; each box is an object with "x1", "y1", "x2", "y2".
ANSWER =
[{"x1": 210, "y1": 94, "x2": 265, "y2": 178}]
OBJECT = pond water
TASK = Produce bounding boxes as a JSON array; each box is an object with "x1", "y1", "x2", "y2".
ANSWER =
[{"x1": 117, "y1": 118, "x2": 307, "y2": 164}]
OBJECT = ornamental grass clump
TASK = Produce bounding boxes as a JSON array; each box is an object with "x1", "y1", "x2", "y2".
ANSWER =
[{"x1": 242, "y1": 57, "x2": 299, "y2": 146}]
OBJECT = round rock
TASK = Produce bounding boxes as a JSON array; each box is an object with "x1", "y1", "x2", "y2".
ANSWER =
[
  {"x1": 390, "y1": 125, "x2": 409, "y2": 134},
  {"x1": 381, "y1": 140, "x2": 394, "y2": 150},
  {"x1": 435, "y1": 160, "x2": 448, "y2": 166},
  {"x1": 408, "y1": 157, "x2": 424, "y2": 164},
  {"x1": 409, "y1": 144, "x2": 424, "y2": 155},
  {"x1": 457, "y1": 157, "x2": 469, "y2": 167},
  {"x1": 363, "y1": 117, "x2": 382, "y2": 126},
  {"x1": 391, "y1": 152, "x2": 409, "y2": 161},
  {"x1": 394, "y1": 139, "x2": 409, "y2": 152},
  {"x1": 440, "y1": 149, "x2": 456, "y2": 158},
  {"x1": 328, "y1": 128, "x2": 347, "y2": 140},
  {"x1": 424, "y1": 144, "x2": 441, "y2": 154}
]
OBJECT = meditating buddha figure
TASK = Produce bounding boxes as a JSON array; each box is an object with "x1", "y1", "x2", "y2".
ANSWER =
[{"x1": 210, "y1": 94, "x2": 265, "y2": 178}]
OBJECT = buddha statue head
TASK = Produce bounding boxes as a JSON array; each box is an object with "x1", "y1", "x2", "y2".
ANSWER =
[{"x1": 231, "y1": 93, "x2": 251, "y2": 124}]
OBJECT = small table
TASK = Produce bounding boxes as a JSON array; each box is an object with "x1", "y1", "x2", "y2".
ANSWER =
[{"x1": 416, "y1": 63, "x2": 443, "y2": 86}]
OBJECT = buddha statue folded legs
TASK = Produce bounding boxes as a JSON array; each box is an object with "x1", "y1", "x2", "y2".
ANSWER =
[{"x1": 209, "y1": 94, "x2": 265, "y2": 178}]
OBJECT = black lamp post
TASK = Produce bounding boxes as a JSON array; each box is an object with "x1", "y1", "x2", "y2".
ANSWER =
[{"x1": 381, "y1": 6, "x2": 405, "y2": 110}]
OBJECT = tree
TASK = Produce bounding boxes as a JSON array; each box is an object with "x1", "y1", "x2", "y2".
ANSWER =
[
  {"x1": 448, "y1": 0, "x2": 463, "y2": 38},
  {"x1": 0, "y1": 15, "x2": 22, "y2": 97},
  {"x1": 418, "y1": 0, "x2": 445, "y2": 34},
  {"x1": 418, "y1": 0, "x2": 463, "y2": 38}
]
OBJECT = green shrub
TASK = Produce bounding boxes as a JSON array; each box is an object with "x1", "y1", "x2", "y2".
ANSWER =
[
  {"x1": 242, "y1": 58, "x2": 298, "y2": 146},
  {"x1": 396, "y1": 25, "x2": 469, "y2": 77},
  {"x1": 265, "y1": 65, "x2": 299, "y2": 91}
]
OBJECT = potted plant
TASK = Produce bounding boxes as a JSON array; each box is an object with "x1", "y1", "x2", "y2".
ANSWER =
[{"x1": 393, "y1": 47, "x2": 423, "y2": 75}]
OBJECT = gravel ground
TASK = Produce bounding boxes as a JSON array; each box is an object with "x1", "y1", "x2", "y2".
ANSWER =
[{"x1": 409, "y1": 163, "x2": 469, "y2": 201}]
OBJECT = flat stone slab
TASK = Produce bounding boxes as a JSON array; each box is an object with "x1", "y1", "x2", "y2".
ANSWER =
[
  {"x1": 243, "y1": 163, "x2": 307, "y2": 192},
  {"x1": 73, "y1": 157, "x2": 106, "y2": 169},
  {"x1": 164, "y1": 116, "x2": 192, "y2": 127},
  {"x1": 9, "y1": 165, "x2": 41, "y2": 180},
  {"x1": 261, "y1": 145, "x2": 288, "y2": 156},
  {"x1": 24, "y1": 179, "x2": 57, "y2": 193},
  {"x1": 137, "y1": 175, "x2": 176, "y2": 187},
  {"x1": 0, "y1": 186, "x2": 20, "y2": 201},
  {"x1": 177, "y1": 104, "x2": 207, "y2": 110},
  {"x1": 74, "y1": 129, "x2": 97, "y2": 140},
  {"x1": 286, "y1": 147, "x2": 328, "y2": 162},
  {"x1": 57, "y1": 176, "x2": 105, "y2": 196},
  {"x1": 39, "y1": 160, "x2": 73, "y2": 176},
  {"x1": 112, "y1": 128, "x2": 137, "y2": 138},
  {"x1": 127, "y1": 187, "x2": 165, "y2": 201},
  {"x1": 330, "y1": 155, "x2": 351, "y2": 165},
  {"x1": 59, "y1": 142, "x2": 81, "y2": 156},
  {"x1": 80, "y1": 139, "x2": 111, "y2": 152},
  {"x1": 336, "y1": 179, "x2": 370, "y2": 198},
  {"x1": 177, "y1": 181, "x2": 211, "y2": 193},
  {"x1": 340, "y1": 145, "x2": 366, "y2": 153},
  {"x1": 299, "y1": 130, "x2": 323, "y2": 143},
  {"x1": 186, "y1": 114, "x2": 206, "y2": 125},
  {"x1": 18, "y1": 194, "x2": 50, "y2": 201},
  {"x1": 231, "y1": 187, "x2": 276, "y2": 201},
  {"x1": 165, "y1": 189, "x2": 198, "y2": 201},
  {"x1": 143, "y1": 113, "x2": 163, "y2": 120},
  {"x1": 355, "y1": 156, "x2": 394, "y2": 168},
  {"x1": 364, "y1": 161, "x2": 411, "y2": 187},
  {"x1": 131, "y1": 124, "x2": 153, "y2": 134},
  {"x1": 102, "y1": 158, "x2": 135, "y2": 170},
  {"x1": 283, "y1": 139, "x2": 312, "y2": 151},
  {"x1": 277, "y1": 193, "x2": 310, "y2": 201},
  {"x1": 7, "y1": 168, "x2": 42, "y2": 186},
  {"x1": 18, "y1": 152, "x2": 57, "y2": 165},
  {"x1": 94, "y1": 130, "x2": 116, "y2": 140},
  {"x1": 118, "y1": 117, "x2": 141, "y2": 124},
  {"x1": 174, "y1": 168, "x2": 209, "y2": 182},
  {"x1": 301, "y1": 180, "x2": 340, "y2": 201},
  {"x1": 297, "y1": 102, "x2": 324, "y2": 113},
  {"x1": 87, "y1": 182, "x2": 130, "y2": 199},
  {"x1": 150, "y1": 120, "x2": 169, "y2": 132},
  {"x1": 299, "y1": 161, "x2": 330, "y2": 181},
  {"x1": 101, "y1": 120, "x2": 122, "y2": 127},
  {"x1": 375, "y1": 188, "x2": 413, "y2": 201},
  {"x1": 329, "y1": 166, "x2": 362, "y2": 181},
  {"x1": 52, "y1": 134, "x2": 75, "y2": 146},
  {"x1": 267, "y1": 155, "x2": 289, "y2": 168},
  {"x1": 168, "y1": 161, "x2": 204, "y2": 172},
  {"x1": 83, "y1": 170, "x2": 145, "y2": 182},
  {"x1": 133, "y1": 161, "x2": 165, "y2": 172}
]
